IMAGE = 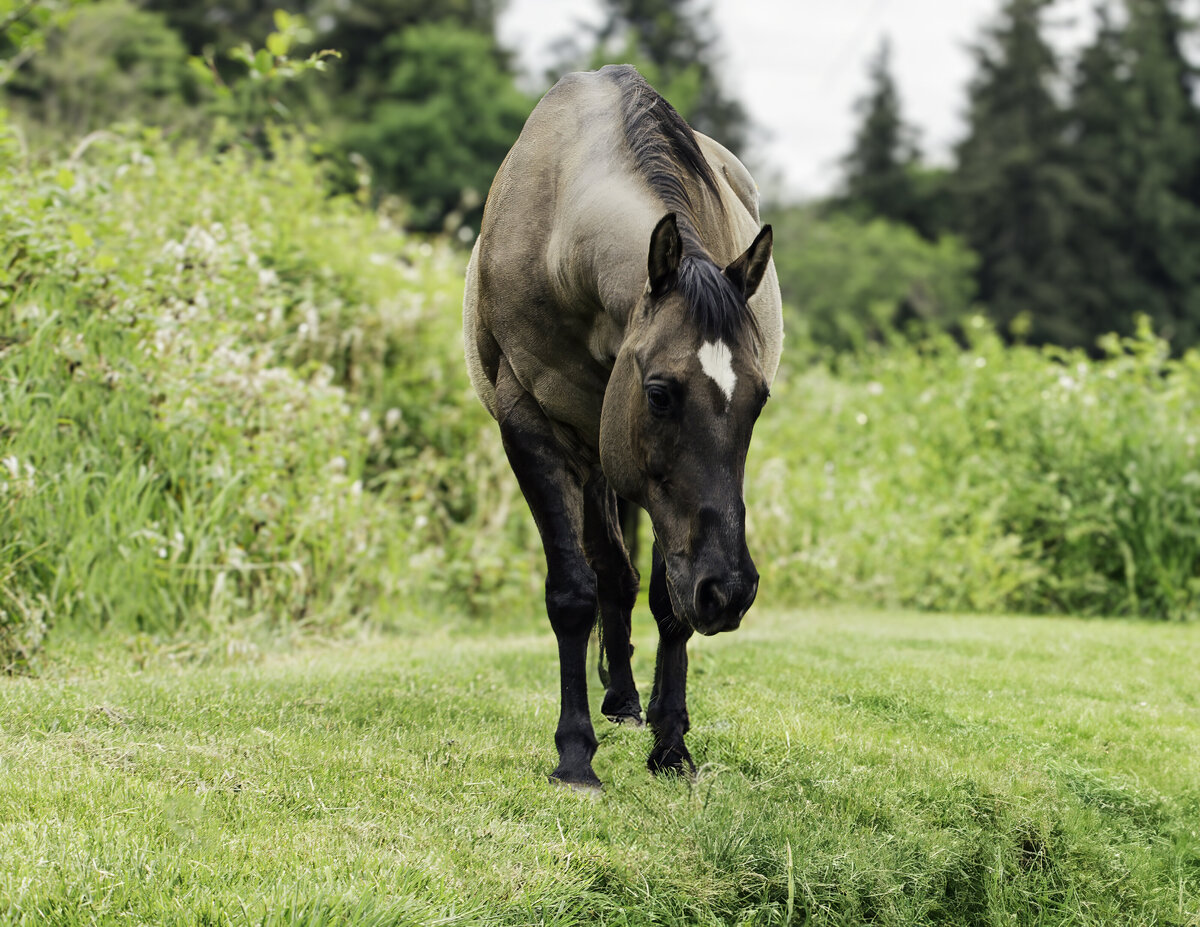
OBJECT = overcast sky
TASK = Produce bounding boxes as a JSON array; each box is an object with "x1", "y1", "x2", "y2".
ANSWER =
[{"x1": 497, "y1": 0, "x2": 1105, "y2": 200}]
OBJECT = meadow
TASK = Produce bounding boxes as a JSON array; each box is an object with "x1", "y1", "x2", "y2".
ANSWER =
[
  {"x1": 2, "y1": 117, "x2": 1200, "y2": 925},
  {"x1": 2, "y1": 608, "x2": 1198, "y2": 926}
]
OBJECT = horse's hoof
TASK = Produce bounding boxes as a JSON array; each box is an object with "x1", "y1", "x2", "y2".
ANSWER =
[
  {"x1": 601, "y1": 693, "x2": 644, "y2": 725},
  {"x1": 549, "y1": 773, "x2": 604, "y2": 797},
  {"x1": 647, "y1": 744, "x2": 696, "y2": 780}
]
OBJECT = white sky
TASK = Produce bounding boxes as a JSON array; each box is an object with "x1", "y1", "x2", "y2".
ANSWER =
[{"x1": 497, "y1": 0, "x2": 1104, "y2": 201}]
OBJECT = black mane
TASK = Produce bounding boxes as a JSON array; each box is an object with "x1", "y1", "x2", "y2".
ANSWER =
[
  {"x1": 607, "y1": 65, "x2": 756, "y2": 345},
  {"x1": 608, "y1": 64, "x2": 721, "y2": 255}
]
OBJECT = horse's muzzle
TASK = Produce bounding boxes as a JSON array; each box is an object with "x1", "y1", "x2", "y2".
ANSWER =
[{"x1": 691, "y1": 573, "x2": 758, "y2": 636}]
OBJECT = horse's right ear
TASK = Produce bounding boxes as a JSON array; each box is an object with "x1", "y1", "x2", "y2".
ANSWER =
[{"x1": 648, "y1": 213, "x2": 682, "y2": 298}]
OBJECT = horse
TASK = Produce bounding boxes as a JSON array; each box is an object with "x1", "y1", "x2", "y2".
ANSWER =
[{"x1": 463, "y1": 65, "x2": 783, "y2": 789}]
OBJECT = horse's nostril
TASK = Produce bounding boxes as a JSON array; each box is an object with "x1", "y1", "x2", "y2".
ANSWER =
[{"x1": 694, "y1": 577, "x2": 729, "y2": 618}]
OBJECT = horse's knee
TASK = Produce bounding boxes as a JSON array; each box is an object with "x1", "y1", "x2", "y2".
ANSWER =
[{"x1": 546, "y1": 563, "x2": 597, "y2": 635}]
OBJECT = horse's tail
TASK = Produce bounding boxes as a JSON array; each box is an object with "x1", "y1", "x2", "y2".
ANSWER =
[{"x1": 597, "y1": 500, "x2": 642, "y2": 688}]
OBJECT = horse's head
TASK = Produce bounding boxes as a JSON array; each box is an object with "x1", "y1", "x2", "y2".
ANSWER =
[{"x1": 601, "y1": 213, "x2": 773, "y2": 636}]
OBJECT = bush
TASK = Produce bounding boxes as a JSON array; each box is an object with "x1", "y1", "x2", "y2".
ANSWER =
[
  {"x1": 768, "y1": 209, "x2": 978, "y2": 353},
  {"x1": 4, "y1": 115, "x2": 1197, "y2": 671},
  {"x1": 0, "y1": 123, "x2": 539, "y2": 668},
  {"x1": 750, "y1": 316, "x2": 1200, "y2": 620},
  {"x1": 4, "y1": 1, "x2": 197, "y2": 140}
]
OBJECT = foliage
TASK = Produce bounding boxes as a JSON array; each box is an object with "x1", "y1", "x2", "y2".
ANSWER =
[
  {"x1": 0, "y1": 128, "x2": 538, "y2": 670},
  {"x1": 5, "y1": 120, "x2": 1199, "y2": 669},
  {"x1": 3, "y1": 0, "x2": 196, "y2": 139},
  {"x1": 750, "y1": 316, "x2": 1200, "y2": 620},
  {"x1": 767, "y1": 209, "x2": 978, "y2": 353},
  {"x1": 953, "y1": 0, "x2": 1083, "y2": 345},
  {"x1": 1061, "y1": 3, "x2": 1143, "y2": 343},
  {"x1": 340, "y1": 22, "x2": 533, "y2": 231},
  {"x1": 144, "y1": 0, "x2": 500, "y2": 92},
  {"x1": 837, "y1": 0, "x2": 1200, "y2": 352},
  {"x1": 1068, "y1": 0, "x2": 1200, "y2": 349},
  {"x1": 0, "y1": 0, "x2": 85, "y2": 87},
  {"x1": 186, "y1": 8, "x2": 340, "y2": 148},
  {"x1": 1, "y1": 609, "x2": 1198, "y2": 923}
]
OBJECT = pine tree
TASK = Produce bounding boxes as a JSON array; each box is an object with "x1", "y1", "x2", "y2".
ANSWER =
[
  {"x1": 1115, "y1": 0, "x2": 1200, "y2": 347},
  {"x1": 954, "y1": 0, "x2": 1081, "y2": 343},
  {"x1": 1063, "y1": 2, "x2": 1140, "y2": 341},
  {"x1": 839, "y1": 38, "x2": 921, "y2": 228}
]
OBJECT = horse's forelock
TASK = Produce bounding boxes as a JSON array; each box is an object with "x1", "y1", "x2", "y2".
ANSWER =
[{"x1": 674, "y1": 256, "x2": 759, "y2": 347}]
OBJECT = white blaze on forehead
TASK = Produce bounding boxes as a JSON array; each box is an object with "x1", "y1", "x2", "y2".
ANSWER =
[{"x1": 697, "y1": 340, "x2": 737, "y2": 405}]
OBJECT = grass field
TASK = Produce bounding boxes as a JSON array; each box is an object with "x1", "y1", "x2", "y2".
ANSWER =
[{"x1": 1, "y1": 608, "x2": 1198, "y2": 926}]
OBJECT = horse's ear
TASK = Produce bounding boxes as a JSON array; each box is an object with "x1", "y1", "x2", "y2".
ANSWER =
[
  {"x1": 648, "y1": 213, "x2": 682, "y2": 298},
  {"x1": 724, "y1": 224, "x2": 773, "y2": 300}
]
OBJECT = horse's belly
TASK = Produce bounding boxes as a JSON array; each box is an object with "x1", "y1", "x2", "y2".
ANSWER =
[{"x1": 463, "y1": 238, "x2": 499, "y2": 419}]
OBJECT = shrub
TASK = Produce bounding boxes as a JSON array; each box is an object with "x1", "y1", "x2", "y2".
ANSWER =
[
  {"x1": 0, "y1": 125, "x2": 539, "y2": 668},
  {"x1": 768, "y1": 209, "x2": 978, "y2": 353},
  {"x1": 4, "y1": 1, "x2": 197, "y2": 140},
  {"x1": 750, "y1": 317, "x2": 1200, "y2": 620}
]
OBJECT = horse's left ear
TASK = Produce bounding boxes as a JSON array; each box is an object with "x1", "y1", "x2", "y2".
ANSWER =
[
  {"x1": 648, "y1": 213, "x2": 682, "y2": 298},
  {"x1": 724, "y1": 225, "x2": 773, "y2": 300}
]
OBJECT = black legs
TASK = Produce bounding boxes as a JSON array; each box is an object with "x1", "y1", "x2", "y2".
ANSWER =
[
  {"x1": 497, "y1": 360, "x2": 600, "y2": 788},
  {"x1": 646, "y1": 545, "x2": 695, "y2": 775},
  {"x1": 584, "y1": 477, "x2": 643, "y2": 726},
  {"x1": 497, "y1": 359, "x2": 694, "y2": 786}
]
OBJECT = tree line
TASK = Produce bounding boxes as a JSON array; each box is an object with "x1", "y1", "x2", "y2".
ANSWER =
[
  {"x1": 836, "y1": 0, "x2": 1200, "y2": 351},
  {"x1": 1, "y1": 0, "x2": 747, "y2": 234},
  {"x1": 6, "y1": 0, "x2": 1197, "y2": 352}
]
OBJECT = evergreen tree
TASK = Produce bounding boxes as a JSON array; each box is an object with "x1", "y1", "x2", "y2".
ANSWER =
[
  {"x1": 1061, "y1": 0, "x2": 1200, "y2": 349},
  {"x1": 954, "y1": 0, "x2": 1081, "y2": 343},
  {"x1": 1062, "y1": 2, "x2": 1140, "y2": 341},
  {"x1": 839, "y1": 38, "x2": 921, "y2": 228},
  {"x1": 1115, "y1": 0, "x2": 1200, "y2": 347}
]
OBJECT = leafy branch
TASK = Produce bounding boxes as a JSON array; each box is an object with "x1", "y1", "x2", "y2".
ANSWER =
[
  {"x1": 188, "y1": 10, "x2": 340, "y2": 99},
  {"x1": 0, "y1": 0, "x2": 83, "y2": 86}
]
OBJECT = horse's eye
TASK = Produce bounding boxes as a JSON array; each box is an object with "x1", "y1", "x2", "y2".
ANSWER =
[{"x1": 645, "y1": 383, "x2": 672, "y2": 415}]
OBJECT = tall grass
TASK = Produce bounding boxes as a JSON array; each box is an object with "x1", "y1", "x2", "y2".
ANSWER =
[
  {"x1": 0, "y1": 123, "x2": 538, "y2": 669},
  {"x1": 751, "y1": 318, "x2": 1200, "y2": 620},
  {"x1": 3, "y1": 118, "x2": 1198, "y2": 669}
]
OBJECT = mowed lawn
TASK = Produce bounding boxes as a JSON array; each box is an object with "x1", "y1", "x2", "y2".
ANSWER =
[{"x1": 1, "y1": 609, "x2": 1198, "y2": 927}]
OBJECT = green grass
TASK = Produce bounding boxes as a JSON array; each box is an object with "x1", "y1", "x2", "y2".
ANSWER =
[{"x1": 2, "y1": 608, "x2": 1198, "y2": 926}]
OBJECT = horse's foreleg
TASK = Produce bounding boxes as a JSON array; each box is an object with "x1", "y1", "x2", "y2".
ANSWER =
[
  {"x1": 496, "y1": 360, "x2": 600, "y2": 789},
  {"x1": 583, "y1": 477, "x2": 643, "y2": 726},
  {"x1": 646, "y1": 544, "x2": 695, "y2": 776}
]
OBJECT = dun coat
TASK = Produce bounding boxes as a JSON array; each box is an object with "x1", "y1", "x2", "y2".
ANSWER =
[{"x1": 464, "y1": 65, "x2": 783, "y2": 788}]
